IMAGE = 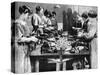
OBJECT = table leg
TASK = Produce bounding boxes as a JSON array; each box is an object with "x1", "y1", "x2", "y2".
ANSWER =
[
  {"x1": 35, "y1": 59, "x2": 39, "y2": 72},
  {"x1": 56, "y1": 63, "x2": 60, "y2": 71},
  {"x1": 63, "y1": 62, "x2": 66, "y2": 71}
]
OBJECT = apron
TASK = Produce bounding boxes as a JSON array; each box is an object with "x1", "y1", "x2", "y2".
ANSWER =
[
  {"x1": 87, "y1": 18, "x2": 97, "y2": 69},
  {"x1": 14, "y1": 20, "x2": 31, "y2": 73}
]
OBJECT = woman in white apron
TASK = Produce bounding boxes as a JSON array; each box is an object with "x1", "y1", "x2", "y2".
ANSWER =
[
  {"x1": 83, "y1": 10, "x2": 97, "y2": 69},
  {"x1": 12, "y1": 5, "x2": 33, "y2": 73}
]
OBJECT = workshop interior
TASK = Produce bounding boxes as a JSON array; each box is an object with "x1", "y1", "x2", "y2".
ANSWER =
[{"x1": 11, "y1": 2, "x2": 98, "y2": 73}]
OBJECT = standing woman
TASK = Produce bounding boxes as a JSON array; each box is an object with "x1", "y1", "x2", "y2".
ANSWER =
[
  {"x1": 85, "y1": 10, "x2": 97, "y2": 69},
  {"x1": 79, "y1": 10, "x2": 98, "y2": 69},
  {"x1": 11, "y1": 5, "x2": 33, "y2": 73}
]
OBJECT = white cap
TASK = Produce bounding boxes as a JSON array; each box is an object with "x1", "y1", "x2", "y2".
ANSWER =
[{"x1": 54, "y1": 5, "x2": 61, "y2": 8}]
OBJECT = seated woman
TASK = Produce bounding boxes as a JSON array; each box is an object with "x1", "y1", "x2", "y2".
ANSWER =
[
  {"x1": 31, "y1": 6, "x2": 48, "y2": 35},
  {"x1": 51, "y1": 11, "x2": 58, "y2": 30},
  {"x1": 43, "y1": 10, "x2": 58, "y2": 37},
  {"x1": 43, "y1": 10, "x2": 53, "y2": 33}
]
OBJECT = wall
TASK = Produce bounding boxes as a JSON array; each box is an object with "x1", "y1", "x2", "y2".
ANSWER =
[{"x1": 12, "y1": 2, "x2": 97, "y2": 32}]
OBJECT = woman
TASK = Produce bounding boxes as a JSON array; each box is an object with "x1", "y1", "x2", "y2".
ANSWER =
[
  {"x1": 11, "y1": 5, "x2": 33, "y2": 73},
  {"x1": 44, "y1": 9, "x2": 52, "y2": 26},
  {"x1": 77, "y1": 10, "x2": 97, "y2": 69},
  {"x1": 51, "y1": 11, "x2": 58, "y2": 30},
  {"x1": 31, "y1": 6, "x2": 45, "y2": 34},
  {"x1": 81, "y1": 12, "x2": 89, "y2": 32},
  {"x1": 84, "y1": 10, "x2": 97, "y2": 69}
]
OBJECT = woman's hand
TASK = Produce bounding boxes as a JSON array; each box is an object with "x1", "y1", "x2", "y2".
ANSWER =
[
  {"x1": 19, "y1": 36, "x2": 38, "y2": 43},
  {"x1": 19, "y1": 37, "x2": 29, "y2": 43},
  {"x1": 77, "y1": 31, "x2": 84, "y2": 37}
]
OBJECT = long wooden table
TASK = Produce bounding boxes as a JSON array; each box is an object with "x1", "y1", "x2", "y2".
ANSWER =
[{"x1": 30, "y1": 51, "x2": 90, "y2": 72}]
